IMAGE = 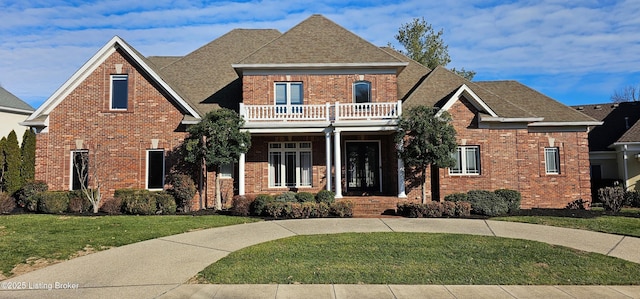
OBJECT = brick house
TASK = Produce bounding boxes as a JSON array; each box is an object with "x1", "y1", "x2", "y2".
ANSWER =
[{"x1": 22, "y1": 15, "x2": 600, "y2": 210}]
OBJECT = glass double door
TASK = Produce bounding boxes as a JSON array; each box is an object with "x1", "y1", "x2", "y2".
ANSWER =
[{"x1": 346, "y1": 141, "x2": 380, "y2": 192}]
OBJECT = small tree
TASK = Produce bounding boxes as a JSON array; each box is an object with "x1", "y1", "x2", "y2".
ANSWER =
[
  {"x1": 392, "y1": 17, "x2": 475, "y2": 80},
  {"x1": 395, "y1": 106, "x2": 457, "y2": 203},
  {"x1": 182, "y1": 108, "x2": 250, "y2": 210},
  {"x1": 3, "y1": 131, "x2": 22, "y2": 195},
  {"x1": 611, "y1": 85, "x2": 639, "y2": 102},
  {"x1": 20, "y1": 129, "x2": 36, "y2": 184},
  {"x1": 0, "y1": 137, "x2": 5, "y2": 192},
  {"x1": 73, "y1": 146, "x2": 104, "y2": 213}
]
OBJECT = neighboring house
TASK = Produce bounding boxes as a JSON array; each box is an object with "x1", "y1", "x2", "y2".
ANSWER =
[
  {"x1": 22, "y1": 15, "x2": 600, "y2": 210},
  {"x1": 574, "y1": 102, "x2": 640, "y2": 192},
  {"x1": 0, "y1": 86, "x2": 34, "y2": 142}
]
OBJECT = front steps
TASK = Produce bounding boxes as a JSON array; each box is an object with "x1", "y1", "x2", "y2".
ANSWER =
[{"x1": 341, "y1": 196, "x2": 417, "y2": 217}]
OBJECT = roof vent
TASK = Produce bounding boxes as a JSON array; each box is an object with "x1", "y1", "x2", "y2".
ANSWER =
[
  {"x1": 613, "y1": 103, "x2": 619, "y2": 108},
  {"x1": 594, "y1": 105, "x2": 602, "y2": 110},
  {"x1": 576, "y1": 106, "x2": 584, "y2": 110}
]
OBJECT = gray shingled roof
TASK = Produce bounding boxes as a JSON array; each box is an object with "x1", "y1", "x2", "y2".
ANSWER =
[
  {"x1": 0, "y1": 86, "x2": 34, "y2": 113},
  {"x1": 380, "y1": 47, "x2": 431, "y2": 101},
  {"x1": 238, "y1": 15, "x2": 402, "y2": 65},
  {"x1": 147, "y1": 56, "x2": 182, "y2": 69},
  {"x1": 576, "y1": 102, "x2": 640, "y2": 150},
  {"x1": 159, "y1": 29, "x2": 281, "y2": 114}
]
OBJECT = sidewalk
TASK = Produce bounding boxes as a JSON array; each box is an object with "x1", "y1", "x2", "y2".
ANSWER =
[{"x1": 1, "y1": 218, "x2": 639, "y2": 298}]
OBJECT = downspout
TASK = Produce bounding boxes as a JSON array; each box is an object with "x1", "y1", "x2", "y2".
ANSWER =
[{"x1": 623, "y1": 145, "x2": 629, "y2": 190}]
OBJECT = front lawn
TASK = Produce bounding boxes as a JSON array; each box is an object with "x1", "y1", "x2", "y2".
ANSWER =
[
  {"x1": 0, "y1": 214, "x2": 258, "y2": 278},
  {"x1": 198, "y1": 232, "x2": 640, "y2": 285}
]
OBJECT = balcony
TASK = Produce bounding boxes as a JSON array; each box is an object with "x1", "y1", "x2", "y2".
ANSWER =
[{"x1": 239, "y1": 101, "x2": 402, "y2": 123}]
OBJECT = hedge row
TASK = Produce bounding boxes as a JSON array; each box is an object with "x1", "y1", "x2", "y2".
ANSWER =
[
  {"x1": 112, "y1": 189, "x2": 177, "y2": 215},
  {"x1": 231, "y1": 190, "x2": 353, "y2": 218},
  {"x1": 396, "y1": 201, "x2": 471, "y2": 218},
  {"x1": 444, "y1": 189, "x2": 521, "y2": 216}
]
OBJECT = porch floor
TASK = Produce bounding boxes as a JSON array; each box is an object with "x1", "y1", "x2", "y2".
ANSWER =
[{"x1": 339, "y1": 196, "x2": 418, "y2": 218}]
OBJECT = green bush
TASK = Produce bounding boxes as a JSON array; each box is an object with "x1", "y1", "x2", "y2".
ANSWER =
[
  {"x1": 444, "y1": 192, "x2": 468, "y2": 202},
  {"x1": 296, "y1": 192, "x2": 315, "y2": 203},
  {"x1": 36, "y1": 191, "x2": 69, "y2": 214},
  {"x1": 118, "y1": 189, "x2": 157, "y2": 215},
  {"x1": 466, "y1": 190, "x2": 508, "y2": 216},
  {"x1": 167, "y1": 173, "x2": 196, "y2": 212},
  {"x1": 155, "y1": 192, "x2": 177, "y2": 214},
  {"x1": 424, "y1": 201, "x2": 443, "y2": 218},
  {"x1": 311, "y1": 202, "x2": 330, "y2": 218},
  {"x1": 316, "y1": 190, "x2": 335, "y2": 204},
  {"x1": 624, "y1": 191, "x2": 640, "y2": 208},
  {"x1": 231, "y1": 195, "x2": 253, "y2": 216},
  {"x1": 494, "y1": 189, "x2": 521, "y2": 213},
  {"x1": 330, "y1": 200, "x2": 354, "y2": 218},
  {"x1": 251, "y1": 194, "x2": 274, "y2": 216},
  {"x1": 454, "y1": 201, "x2": 471, "y2": 217},
  {"x1": 275, "y1": 191, "x2": 297, "y2": 202},
  {"x1": 0, "y1": 192, "x2": 16, "y2": 214},
  {"x1": 265, "y1": 201, "x2": 285, "y2": 218},
  {"x1": 300, "y1": 202, "x2": 316, "y2": 218},
  {"x1": 67, "y1": 190, "x2": 92, "y2": 213},
  {"x1": 16, "y1": 180, "x2": 48, "y2": 212},
  {"x1": 598, "y1": 186, "x2": 624, "y2": 213},
  {"x1": 441, "y1": 201, "x2": 456, "y2": 217}
]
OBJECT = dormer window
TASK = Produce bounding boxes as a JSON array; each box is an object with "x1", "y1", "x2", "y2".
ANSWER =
[
  {"x1": 353, "y1": 81, "x2": 371, "y2": 103},
  {"x1": 110, "y1": 75, "x2": 128, "y2": 110}
]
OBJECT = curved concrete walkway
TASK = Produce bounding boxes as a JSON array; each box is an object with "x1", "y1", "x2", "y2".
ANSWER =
[{"x1": 1, "y1": 218, "x2": 639, "y2": 299}]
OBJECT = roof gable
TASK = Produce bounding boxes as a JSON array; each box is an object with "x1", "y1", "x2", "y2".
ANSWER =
[
  {"x1": 237, "y1": 15, "x2": 403, "y2": 66},
  {"x1": 576, "y1": 102, "x2": 640, "y2": 149},
  {"x1": 24, "y1": 36, "x2": 201, "y2": 125},
  {"x1": 0, "y1": 86, "x2": 34, "y2": 114}
]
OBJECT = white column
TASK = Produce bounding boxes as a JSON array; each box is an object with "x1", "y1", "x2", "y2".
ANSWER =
[
  {"x1": 333, "y1": 129, "x2": 343, "y2": 198},
  {"x1": 325, "y1": 129, "x2": 332, "y2": 192},
  {"x1": 238, "y1": 152, "x2": 246, "y2": 195},
  {"x1": 397, "y1": 157, "x2": 407, "y2": 198}
]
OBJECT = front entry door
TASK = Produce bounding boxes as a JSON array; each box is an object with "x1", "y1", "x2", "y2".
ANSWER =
[{"x1": 346, "y1": 142, "x2": 380, "y2": 192}]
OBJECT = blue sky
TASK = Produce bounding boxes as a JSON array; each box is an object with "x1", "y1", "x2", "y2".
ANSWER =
[{"x1": 1, "y1": 0, "x2": 639, "y2": 108}]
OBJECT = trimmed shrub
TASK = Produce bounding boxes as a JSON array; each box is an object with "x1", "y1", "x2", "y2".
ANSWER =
[
  {"x1": 566, "y1": 198, "x2": 589, "y2": 210},
  {"x1": 68, "y1": 190, "x2": 92, "y2": 213},
  {"x1": 494, "y1": 189, "x2": 521, "y2": 213},
  {"x1": 598, "y1": 185, "x2": 624, "y2": 213},
  {"x1": 455, "y1": 201, "x2": 471, "y2": 217},
  {"x1": 118, "y1": 189, "x2": 157, "y2": 215},
  {"x1": 100, "y1": 197, "x2": 123, "y2": 215},
  {"x1": 624, "y1": 191, "x2": 640, "y2": 208},
  {"x1": 231, "y1": 195, "x2": 252, "y2": 216},
  {"x1": 155, "y1": 192, "x2": 177, "y2": 214},
  {"x1": 167, "y1": 173, "x2": 197, "y2": 213},
  {"x1": 296, "y1": 192, "x2": 315, "y2": 203},
  {"x1": 36, "y1": 191, "x2": 69, "y2": 214},
  {"x1": 466, "y1": 190, "x2": 508, "y2": 216},
  {"x1": 444, "y1": 192, "x2": 468, "y2": 203},
  {"x1": 265, "y1": 201, "x2": 285, "y2": 218},
  {"x1": 251, "y1": 194, "x2": 274, "y2": 216},
  {"x1": 0, "y1": 192, "x2": 16, "y2": 214},
  {"x1": 424, "y1": 201, "x2": 443, "y2": 218},
  {"x1": 441, "y1": 201, "x2": 456, "y2": 217},
  {"x1": 330, "y1": 200, "x2": 354, "y2": 218},
  {"x1": 275, "y1": 191, "x2": 297, "y2": 202},
  {"x1": 16, "y1": 180, "x2": 48, "y2": 212},
  {"x1": 316, "y1": 190, "x2": 335, "y2": 204},
  {"x1": 311, "y1": 202, "x2": 330, "y2": 218},
  {"x1": 300, "y1": 202, "x2": 316, "y2": 218}
]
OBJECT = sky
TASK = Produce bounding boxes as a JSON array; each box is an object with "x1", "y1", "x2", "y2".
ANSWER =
[{"x1": 1, "y1": 0, "x2": 639, "y2": 109}]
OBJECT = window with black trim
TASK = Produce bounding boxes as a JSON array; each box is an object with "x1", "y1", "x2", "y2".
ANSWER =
[
  {"x1": 275, "y1": 82, "x2": 303, "y2": 113},
  {"x1": 111, "y1": 75, "x2": 128, "y2": 110},
  {"x1": 353, "y1": 81, "x2": 371, "y2": 103},
  {"x1": 544, "y1": 147, "x2": 560, "y2": 174},
  {"x1": 71, "y1": 150, "x2": 89, "y2": 190},
  {"x1": 449, "y1": 146, "x2": 480, "y2": 175},
  {"x1": 147, "y1": 150, "x2": 165, "y2": 190}
]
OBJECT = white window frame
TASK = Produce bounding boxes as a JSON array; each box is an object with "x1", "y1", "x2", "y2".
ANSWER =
[
  {"x1": 449, "y1": 146, "x2": 481, "y2": 175},
  {"x1": 268, "y1": 142, "x2": 312, "y2": 188},
  {"x1": 544, "y1": 147, "x2": 560, "y2": 174},
  {"x1": 146, "y1": 149, "x2": 165, "y2": 190},
  {"x1": 110, "y1": 74, "x2": 128, "y2": 110},
  {"x1": 70, "y1": 150, "x2": 89, "y2": 191}
]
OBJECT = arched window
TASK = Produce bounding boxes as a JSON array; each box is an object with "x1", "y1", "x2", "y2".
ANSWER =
[{"x1": 353, "y1": 81, "x2": 371, "y2": 103}]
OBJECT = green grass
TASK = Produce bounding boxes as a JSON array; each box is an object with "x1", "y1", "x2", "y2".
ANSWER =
[
  {"x1": 0, "y1": 214, "x2": 259, "y2": 277},
  {"x1": 199, "y1": 232, "x2": 640, "y2": 285},
  {"x1": 492, "y1": 215, "x2": 640, "y2": 237}
]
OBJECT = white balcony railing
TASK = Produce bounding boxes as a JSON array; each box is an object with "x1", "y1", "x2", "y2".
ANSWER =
[{"x1": 240, "y1": 101, "x2": 402, "y2": 122}]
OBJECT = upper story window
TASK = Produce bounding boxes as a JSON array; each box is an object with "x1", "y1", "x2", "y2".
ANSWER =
[
  {"x1": 449, "y1": 146, "x2": 480, "y2": 175},
  {"x1": 544, "y1": 147, "x2": 560, "y2": 174},
  {"x1": 353, "y1": 81, "x2": 371, "y2": 103},
  {"x1": 275, "y1": 82, "x2": 303, "y2": 113},
  {"x1": 111, "y1": 75, "x2": 128, "y2": 110}
]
